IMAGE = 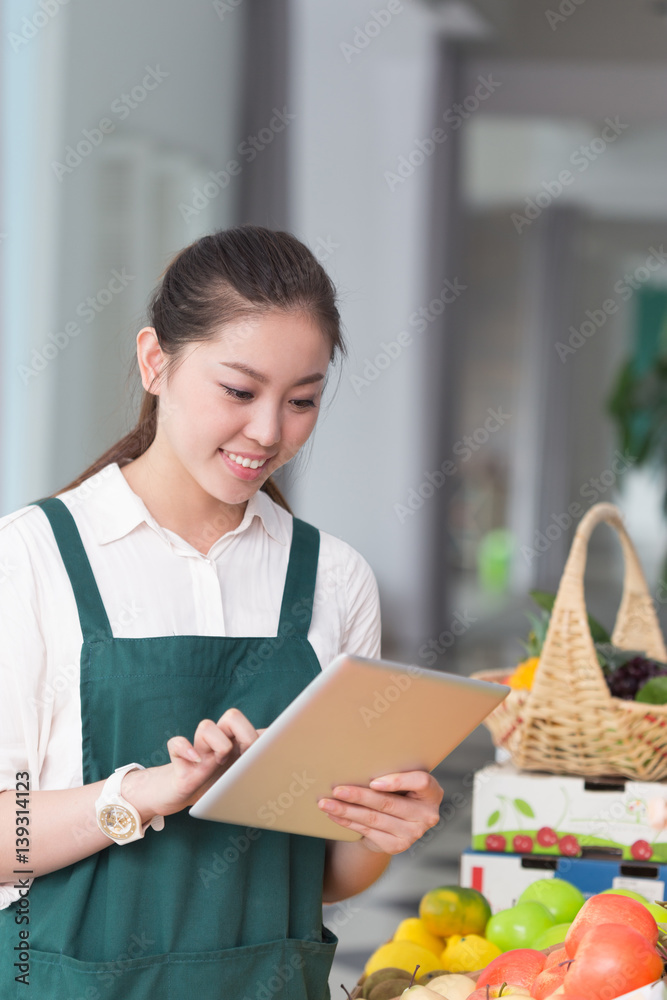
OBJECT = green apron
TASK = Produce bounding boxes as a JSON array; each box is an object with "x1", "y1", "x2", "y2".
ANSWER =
[{"x1": 0, "y1": 496, "x2": 337, "y2": 999}]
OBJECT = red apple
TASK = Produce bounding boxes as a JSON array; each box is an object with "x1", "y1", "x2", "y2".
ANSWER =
[
  {"x1": 543, "y1": 947, "x2": 567, "y2": 970},
  {"x1": 466, "y1": 988, "x2": 530, "y2": 999},
  {"x1": 564, "y1": 891, "x2": 659, "y2": 957},
  {"x1": 476, "y1": 950, "x2": 546, "y2": 990},
  {"x1": 530, "y1": 963, "x2": 568, "y2": 999},
  {"x1": 563, "y1": 922, "x2": 663, "y2": 999}
]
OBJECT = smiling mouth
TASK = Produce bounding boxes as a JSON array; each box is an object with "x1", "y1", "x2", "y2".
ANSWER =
[{"x1": 221, "y1": 450, "x2": 271, "y2": 470}]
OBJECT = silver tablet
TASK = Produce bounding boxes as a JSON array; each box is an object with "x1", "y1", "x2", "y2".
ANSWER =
[{"x1": 189, "y1": 653, "x2": 509, "y2": 840}]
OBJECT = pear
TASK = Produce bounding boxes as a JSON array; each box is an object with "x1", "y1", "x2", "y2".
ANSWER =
[
  {"x1": 400, "y1": 987, "x2": 444, "y2": 998},
  {"x1": 422, "y1": 973, "x2": 477, "y2": 999}
]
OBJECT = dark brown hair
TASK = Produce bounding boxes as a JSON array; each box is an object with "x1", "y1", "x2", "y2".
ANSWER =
[{"x1": 50, "y1": 225, "x2": 347, "y2": 513}]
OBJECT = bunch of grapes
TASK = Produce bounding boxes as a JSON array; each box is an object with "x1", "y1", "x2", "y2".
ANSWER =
[{"x1": 607, "y1": 656, "x2": 667, "y2": 700}]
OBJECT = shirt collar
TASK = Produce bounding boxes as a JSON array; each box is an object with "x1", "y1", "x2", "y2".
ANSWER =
[{"x1": 70, "y1": 462, "x2": 289, "y2": 548}]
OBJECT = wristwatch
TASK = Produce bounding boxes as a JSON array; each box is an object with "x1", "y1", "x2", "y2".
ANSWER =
[{"x1": 95, "y1": 763, "x2": 165, "y2": 844}]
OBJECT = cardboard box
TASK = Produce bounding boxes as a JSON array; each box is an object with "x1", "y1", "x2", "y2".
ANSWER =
[
  {"x1": 472, "y1": 760, "x2": 667, "y2": 862},
  {"x1": 460, "y1": 848, "x2": 667, "y2": 913}
]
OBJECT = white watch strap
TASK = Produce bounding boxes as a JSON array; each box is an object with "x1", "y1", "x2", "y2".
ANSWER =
[{"x1": 98, "y1": 763, "x2": 165, "y2": 836}]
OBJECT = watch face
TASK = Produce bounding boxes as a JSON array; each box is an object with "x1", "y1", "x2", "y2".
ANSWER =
[{"x1": 99, "y1": 804, "x2": 138, "y2": 841}]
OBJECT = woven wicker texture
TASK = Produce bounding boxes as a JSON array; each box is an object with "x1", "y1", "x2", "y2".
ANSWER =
[{"x1": 472, "y1": 502, "x2": 667, "y2": 780}]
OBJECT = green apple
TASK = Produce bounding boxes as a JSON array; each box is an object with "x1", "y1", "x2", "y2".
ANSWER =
[
  {"x1": 485, "y1": 901, "x2": 556, "y2": 951},
  {"x1": 517, "y1": 878, "x2": 585, "y2": 924},
  {"x1": 531, "y1": 921, "x2": 572, "y2": 950},
  {"x1": 645, "y1": 901, "x2": 667, "y2": 925}
]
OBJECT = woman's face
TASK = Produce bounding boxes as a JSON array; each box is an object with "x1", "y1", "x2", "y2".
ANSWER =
[{"x1": 148, "y1": 309, "x2": 332, "y2": 505}]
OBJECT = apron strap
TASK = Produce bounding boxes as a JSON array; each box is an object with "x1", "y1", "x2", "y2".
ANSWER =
[
  {"x1": 278, "y1": 517, "x2": 320, "y2": 637},
  {"x1": 29, "y1": 497, "x2": 114, "y2": 643}
]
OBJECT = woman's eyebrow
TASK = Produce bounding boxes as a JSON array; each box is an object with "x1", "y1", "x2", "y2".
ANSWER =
[{"x1": 218, "y1": 361, "x2": 325, "y2": 386}]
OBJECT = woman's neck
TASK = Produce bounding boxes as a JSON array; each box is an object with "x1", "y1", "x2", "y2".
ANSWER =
[{"x1": 120, "y1": 452, "x2": 247, "y2": 555}]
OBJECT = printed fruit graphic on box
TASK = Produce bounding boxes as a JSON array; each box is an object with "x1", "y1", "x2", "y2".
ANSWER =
[{"x1": 472, "y1": 760, "x2": 667, "y2": 862}]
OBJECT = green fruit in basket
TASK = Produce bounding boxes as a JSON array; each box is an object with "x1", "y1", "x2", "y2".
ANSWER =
[
  {"x1": 531, "y1": 921, "x2": 572, "y2": 949},
  {"x1": 636, "y1": 675, "x2": 667, "y2": 704},
  {"x1": 485, "y1": 901, "x2": 556, "y2": 951},
  {"x1": 517, "y1": 878, "x2": 585, "y2": 923}
]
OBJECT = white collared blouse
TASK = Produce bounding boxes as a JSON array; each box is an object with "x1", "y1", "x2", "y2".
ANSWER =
[{"x1": 0, "y1": 462, "x2": 381, "y2": 907}]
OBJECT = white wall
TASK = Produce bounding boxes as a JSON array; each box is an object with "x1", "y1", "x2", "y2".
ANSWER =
[
  {"x1": 287, "y1": 0, "x2": 442, "y2": 656},
  {"x1": 2, "y1": 0, "x2": 246, "y2": 510}
]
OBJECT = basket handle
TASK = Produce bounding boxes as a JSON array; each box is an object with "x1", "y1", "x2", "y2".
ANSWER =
[{"x1": 550, "y1": 501, "x2": 666, "y2": 661}]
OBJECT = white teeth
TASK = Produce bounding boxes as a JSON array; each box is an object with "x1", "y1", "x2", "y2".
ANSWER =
[{"x1": 225, "y1": 451, "x2": 267, "y2": 470}]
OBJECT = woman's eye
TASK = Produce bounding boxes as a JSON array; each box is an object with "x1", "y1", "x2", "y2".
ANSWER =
[
  {"x1": 292, "y1": 398, "x2": 317, "y2": 409},
  {"x1": 221, "y1": 385, "x2": 253, "y2": 401}
]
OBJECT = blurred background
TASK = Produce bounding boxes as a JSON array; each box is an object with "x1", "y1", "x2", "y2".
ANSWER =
[
  {"x1": 4, "y1": 0, "x2": 667, "y2": 988},
  {"x1": 5, "y1": 0, "x2": 667, "y2": 676}
]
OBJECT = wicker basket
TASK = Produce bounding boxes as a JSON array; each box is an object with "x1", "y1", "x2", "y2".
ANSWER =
[{"x1": 471, "y1": 502, "x2": 667, "y2": 780}]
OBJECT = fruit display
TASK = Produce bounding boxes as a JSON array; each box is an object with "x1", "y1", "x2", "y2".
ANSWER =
[
  {"x1": 352, "y1": 880, "x2": 667, "y2": 1000},
  {"x1": 500, "y1": 591, "x2": 667, "y2": 704}
]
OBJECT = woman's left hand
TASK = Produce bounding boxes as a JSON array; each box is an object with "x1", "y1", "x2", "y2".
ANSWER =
[{"x1": 317, "y1": 770, "x2": 443, "y2": 855}]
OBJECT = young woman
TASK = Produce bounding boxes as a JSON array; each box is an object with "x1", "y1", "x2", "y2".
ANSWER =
[{"x1": 0, "y1": 225, "x2": 443, "y2": 999}]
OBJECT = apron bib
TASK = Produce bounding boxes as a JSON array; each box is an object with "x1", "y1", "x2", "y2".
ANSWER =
[{"x1": 0, "y1": 497, "x2": 337, "y2": 999}]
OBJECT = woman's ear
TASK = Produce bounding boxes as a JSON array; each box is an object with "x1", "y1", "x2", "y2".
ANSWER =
[{"x1": 136, "y1": 327, "x2": 165, "y2": 394}]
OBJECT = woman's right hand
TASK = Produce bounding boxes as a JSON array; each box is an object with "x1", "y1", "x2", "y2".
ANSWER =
[{"x1": 121, "y1": 708, "x2": 266, "y2": 821}]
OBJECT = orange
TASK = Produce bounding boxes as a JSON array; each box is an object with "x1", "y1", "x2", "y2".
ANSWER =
[
  {"x1": 508, "y1": 657, "x2": 540, "y2": 690},
  {"x1": 419, "y1": 886, "x2": 492, "y2": 938}
]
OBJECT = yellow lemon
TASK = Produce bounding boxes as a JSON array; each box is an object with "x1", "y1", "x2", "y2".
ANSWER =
[
  {"x1": 393, "y1": 917, "x2": 445, "y2": 957},
  {"x1": 364, "y1": 940, "x2": 444, "y2": 977},
  {"x1": 440, "y1": 933, "x2": 501, "y2": 973}
]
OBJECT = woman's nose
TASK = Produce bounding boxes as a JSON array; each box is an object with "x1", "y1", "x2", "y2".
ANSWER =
[{"x1": 245, "y1": 403, "x2": 281, "y2": 448}]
